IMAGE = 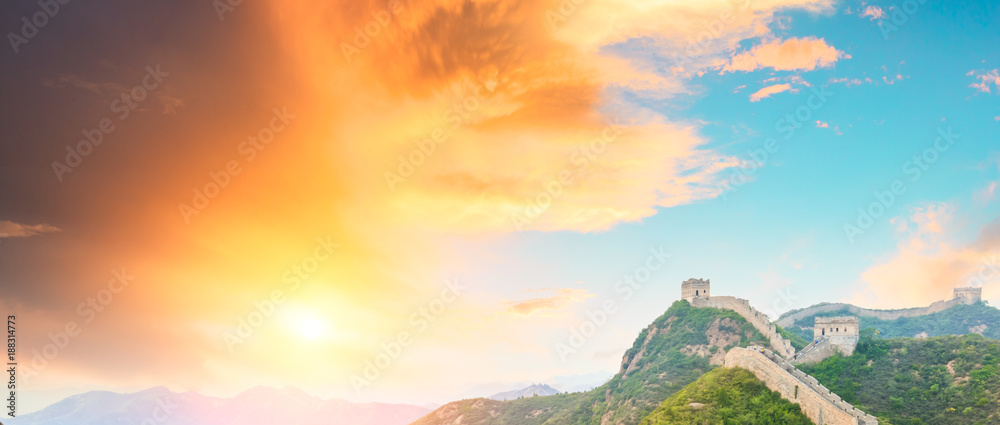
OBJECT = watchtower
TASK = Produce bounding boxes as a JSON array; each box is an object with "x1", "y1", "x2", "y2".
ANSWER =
[
  {"x1": 814, "y1": 316, "x2": 860, "y2": 355},
  {"x1": 681, "y1": 278, "x2": 711, "y2": 302},
  {"x1": 954, "y1": 287, "x2": 982, "y2": 304}
]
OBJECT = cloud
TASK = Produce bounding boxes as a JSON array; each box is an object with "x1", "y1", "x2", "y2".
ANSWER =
[
  {"x1": 749, "y1": 83, "x2": 795, "y2": 102},
  {"x1": 815, "y1": 120, "x2": 829, "y2": 128},
  {"x1": 849, "y1": 204, "x2": 1000, "y2": 309},
  {"x1": 0, "y1": 220, "x2": 60, "y2": 239},
  {"x1": 860, "y1": 5, "x2": 885, "y2": 20},
  {"x1": 723, "y1": 37, "x2": 846, "y2": 73},
  {"x1": 975, "y1": 181, "x2": 998, "y2": 206},
  {"x1": 969, "y1": 69, "x2": 1000, "y2": 93},
  {"x1": 828, "y1": 72, "x2": 906, "y2": 88},
  {"x1": 505, "y1": 288, "x2": 596, "y2": 317},
  {"x1": 259, "y1": 0, "x2": 841, "y2": 233}
]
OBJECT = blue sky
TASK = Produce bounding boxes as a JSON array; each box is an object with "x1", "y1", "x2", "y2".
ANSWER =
[{"x1": 435, "y1": 0, "x2": 1000, "y2": 397}]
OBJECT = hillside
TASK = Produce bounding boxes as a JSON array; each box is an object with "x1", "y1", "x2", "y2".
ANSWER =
[
  {"x1": 410, "y1": 300, "x2": 770, "y2": 425},
  {"x1": 638, "y1": 367, "x2": 812, "y2": 425},
  {"x1": 783, "y1": 302, "x2": 1000, "y2": 342},
  {"x1": 799, "y1": 333, "x2": 1000, "y2": 425}
]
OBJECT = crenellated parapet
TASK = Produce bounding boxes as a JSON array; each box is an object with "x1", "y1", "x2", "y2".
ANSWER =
[{"x1": 776, "y1": 286, "x2": 983, "y2": 328}]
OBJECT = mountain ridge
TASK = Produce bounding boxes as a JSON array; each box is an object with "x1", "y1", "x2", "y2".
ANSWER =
[{"x1": 6, "y1": 386, "x2": 431, "y2": 425}]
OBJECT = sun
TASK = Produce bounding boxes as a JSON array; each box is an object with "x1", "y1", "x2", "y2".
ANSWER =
[{"x1": 300, "y1": 318, "x2": 322, "y2": 339}]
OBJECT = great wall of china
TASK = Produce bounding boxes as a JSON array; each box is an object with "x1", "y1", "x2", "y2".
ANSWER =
[
  {"x1": 775, "y1": 287, "x2": 983, "y2": 328},
  {"x1": 726, "y1": 347, "x2": 879, "y2": 425},
  {"x1": 682, "y1": 279, "x2": 985, "y2": 424},
  {"x1": 682, "y1": 278, "x2": 877, "y2": 425}
]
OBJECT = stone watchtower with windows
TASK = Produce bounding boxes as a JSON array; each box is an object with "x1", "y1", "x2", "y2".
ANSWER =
[
  {"x1": 954, "y1": 287, "x2": 983, "y2": 304},
  {"x1": 813, "y1": 316, "x2": 860, "y2": 356},
  {"x1": 681, "y1": 278, "x2": 711, "y2": 302}
]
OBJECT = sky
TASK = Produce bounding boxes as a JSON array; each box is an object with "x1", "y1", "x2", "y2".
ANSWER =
[{"x1": 1, "y1": 0, "x2": 999, "y2": 414}]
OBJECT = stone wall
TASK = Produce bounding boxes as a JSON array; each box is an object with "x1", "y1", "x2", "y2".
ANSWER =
[
  {"x1": 691, "y1": 296, "x2": 795, "y2": 358},
  {"x1": 792, "y1": 338, "x2": 850, "y2": 365},
  {"x1": 725, "y1": 347, "x2": 878, "y2": 425},
  {"x1": 776, "y1": 298, "x2": 965, "y2": 328}
]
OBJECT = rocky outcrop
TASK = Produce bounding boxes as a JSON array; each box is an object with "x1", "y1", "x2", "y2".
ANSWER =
[{"x1": 690, "y1": 296, "x2": 796, "y2": 358}]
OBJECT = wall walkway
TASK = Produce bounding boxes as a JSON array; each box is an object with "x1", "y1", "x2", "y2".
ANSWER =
[{"x1": 726, "y1": 347, "x2": 879, "y2": 425}]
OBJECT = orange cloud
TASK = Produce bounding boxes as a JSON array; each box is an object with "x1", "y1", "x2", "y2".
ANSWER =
[
  {"x1": 505, "y1": 288, "x2": 596, "y2": 317},
  {"x1": 723, "y1": 37, "x2": 845, "y2": 72},
  {"x1": 749, "y1": 83, "x2": 795, "y2": 102},
  {"x1": 860, "y1": 6, "x2": 885, "y2": 20},
  {"x1": 262, "y1": 0, "x2": 856, "y2": 233},
  {"x1": 0, "y1": 220, "x2": 60, "y2": 239},
  {"x1": 969, "y1": 69, "x2": 1000, "y2": 93},
  {"x1": 849, "y1": 204, "x2": 1000, "y2": 309},
  {"x1": 815, "y1": 120, "x2": 829, "y2": 128}
]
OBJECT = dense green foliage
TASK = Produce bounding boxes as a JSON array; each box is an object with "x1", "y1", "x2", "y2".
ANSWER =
[
  {"x1": 639, "y1": 367, "x2": 812, "y2": 425},
  {"x1": 776, "y1": 324, "x2": 809, "y2": 351},
  {"x1": 412, "y1": 300, "x2": 769, "y2": 425},
  {"x1": 799, "y1": 332, "x2": 1000, "y2": 425},
  {"x1": 785, "y1": 302, "x2": 1000, "y2": 342},
  {"x1": 409, "y1": 395, "x2": 590, "y2": 425}
]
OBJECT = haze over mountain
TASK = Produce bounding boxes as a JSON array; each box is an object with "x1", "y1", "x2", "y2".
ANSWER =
[
  {"x1": 489, "y1": 384, "x2": 560, "y2": 401},
  {"x1": 5, "y1": 386, "x2": 430, "y2": 425}
]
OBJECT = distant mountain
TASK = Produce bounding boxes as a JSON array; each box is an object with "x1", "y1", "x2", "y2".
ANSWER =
[
  {"x1": 489, "y1": 384, "x2": 559, "y2": 401},
  {"x1": 782, "y1": 302, "x2": 1000, "y2": 341},
  {"x1": 6, "y1": 386, "x2": 430, "y2": 425},
  {"x1": 457, "y1": 372, "x2": 611, "y2": 400}
]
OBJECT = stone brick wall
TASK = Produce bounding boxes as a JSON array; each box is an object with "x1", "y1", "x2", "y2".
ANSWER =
[
  {"x1": 776, "y1": 298, "x2": 965, "y2": 329},
  {"x1": 725, "y1": 347, "x2": 878, "y2": 425}
]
